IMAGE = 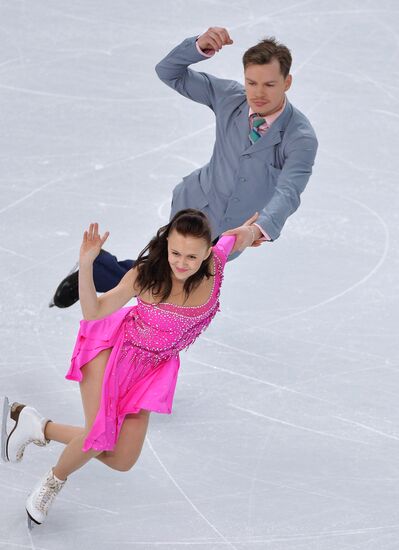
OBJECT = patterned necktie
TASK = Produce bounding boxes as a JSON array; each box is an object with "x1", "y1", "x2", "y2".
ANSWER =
[{"x1": 249, "y1": 113, "x2": 268, "y2": 144}]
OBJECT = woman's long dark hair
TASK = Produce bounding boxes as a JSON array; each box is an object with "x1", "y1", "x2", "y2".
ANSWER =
[{"x1": 134, "y1": 209, "x2": 213, "y2": 302}]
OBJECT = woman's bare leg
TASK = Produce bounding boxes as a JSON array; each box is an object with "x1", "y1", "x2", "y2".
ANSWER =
[
  {"x1": 43, "y1": 420, "x2": 149, "y2": 471},
  {"x1": 48, "y1": 348, "x2": 150, "y2": 477},
  {"x1": 52, "y1": 434, "x2": 102, "y2": 480},
  {"x1": 43, "y1": 422, "x2": 126, "y2": 470},
  {"x1": 52, "y1": 349, "x2": 110, "y2": 480},
  {"x1": 44, "y1": 422, "x2": 84, "y2": 444},
  {"x1": 99, "y1": 409, "x2": 150, "y2": 471}
]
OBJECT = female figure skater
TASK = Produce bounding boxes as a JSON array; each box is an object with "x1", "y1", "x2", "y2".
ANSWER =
[{"x1": 1, "y1": 209, "x2": 251, "y2": 528}]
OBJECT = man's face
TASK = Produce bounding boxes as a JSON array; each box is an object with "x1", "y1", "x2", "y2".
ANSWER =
[{"x1": 244, "y1": 59, "x2": 292, "y2": 117}]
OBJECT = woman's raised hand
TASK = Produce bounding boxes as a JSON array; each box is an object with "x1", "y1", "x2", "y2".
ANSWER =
[{"x1": 79, "y1": 223, "x2": 109, "y2": 265}]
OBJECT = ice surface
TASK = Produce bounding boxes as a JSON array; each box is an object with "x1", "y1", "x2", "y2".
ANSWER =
[{"x1": 1, "y1": 1, "x2": 399, "y2": 548}]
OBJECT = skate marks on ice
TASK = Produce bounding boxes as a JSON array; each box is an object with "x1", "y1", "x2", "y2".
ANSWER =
[{"x1": 146, "y1": 436, "x2": 240, "y2": 550}]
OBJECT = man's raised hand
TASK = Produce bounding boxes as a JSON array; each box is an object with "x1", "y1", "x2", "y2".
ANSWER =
[
  {"x1": 222, "y1": 213, "x2": 262, "y2": 253},
  {"x1": 197, "y1": 27, "x2": 233, "y2": 54}
]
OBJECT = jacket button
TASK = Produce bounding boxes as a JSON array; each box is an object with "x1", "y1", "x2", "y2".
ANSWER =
[
  {"x1": 232, "y1": 197, "x2": 240, "y2": 203},
  {"x1": 239, "y1": 177, "x2": 246, "y2": 182},
  {"x1": 225, "y1": 217, "x2": 232, "y2": 222},
  {"x1": 243, "y1": 154, "x2": 251, "y2": 159}
]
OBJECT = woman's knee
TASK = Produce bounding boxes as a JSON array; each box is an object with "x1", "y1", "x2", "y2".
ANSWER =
[
  {"x1": 113, "y1": 462, "x2": 135, "y2": 473},
  {"x1": 108, "y1": 454, "x2": 140, "y2": 472}
]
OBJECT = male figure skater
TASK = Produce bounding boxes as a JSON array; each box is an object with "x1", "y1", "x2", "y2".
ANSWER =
[{"x1": 51, "y1": 27, "x2": 318, "y2": 308}]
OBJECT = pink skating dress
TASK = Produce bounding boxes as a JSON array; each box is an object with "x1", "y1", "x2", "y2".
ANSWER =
[{"x1": 65, "y1": 236, "x2": 235, "y2": 452}]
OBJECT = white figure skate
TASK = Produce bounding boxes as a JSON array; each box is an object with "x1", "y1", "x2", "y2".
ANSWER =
[
  {"x1": 26, "y1": 469, "x2": 66, "y2": 528},
  {"x1": 0, "y1": 397, "x2": 50, "y2": 463}
]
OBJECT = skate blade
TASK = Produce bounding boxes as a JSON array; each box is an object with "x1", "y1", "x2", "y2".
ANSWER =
[
  {"x1": 0, "y1": 396, "x2": 9, "y2": 462},
  {"x1": 26, "y1": 510, "x2": 40, "y2": 530}
]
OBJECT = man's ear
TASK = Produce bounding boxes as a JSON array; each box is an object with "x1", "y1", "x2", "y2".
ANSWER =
[{"x1": 284, "y1": 74, "x2": 292, "y2": 92}]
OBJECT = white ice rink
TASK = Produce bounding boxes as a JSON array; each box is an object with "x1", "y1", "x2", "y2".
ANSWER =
[{"x1": 1, "y1": 1, "x2": 399, "y2": 548}]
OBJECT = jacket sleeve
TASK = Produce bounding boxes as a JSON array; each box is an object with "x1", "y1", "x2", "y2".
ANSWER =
[
  {"x1": 155, "y1": 36, "x2": 240, "y2": 112},
  {"x1": 257, "y1": 135, "x2": 318, "y2": 241}
]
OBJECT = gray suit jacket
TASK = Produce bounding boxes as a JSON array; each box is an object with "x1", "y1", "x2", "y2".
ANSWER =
[{"x1": 155, "y1": 36, "x2": 318, "y2": 242}]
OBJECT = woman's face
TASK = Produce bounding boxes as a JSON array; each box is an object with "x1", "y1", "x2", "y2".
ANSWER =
[{"x1": 167, "y1": 230, "x2": 212, "y2": 282}]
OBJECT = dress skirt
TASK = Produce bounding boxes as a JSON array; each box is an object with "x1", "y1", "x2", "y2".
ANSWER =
[{"x1": 65, "y1": 307, "x2": 180, "y2": 452}]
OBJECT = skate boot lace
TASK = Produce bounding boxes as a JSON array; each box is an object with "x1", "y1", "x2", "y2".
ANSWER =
[
  {"x1": 16, "y1": 437, "x2": 46, "y2": 461},
  {"x1": 36, "y1": 475, "x2": 65, "y2": 515}
]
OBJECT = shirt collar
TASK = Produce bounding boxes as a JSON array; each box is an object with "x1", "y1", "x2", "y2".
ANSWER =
[{"x1": 249, "y1": 96, "x2": 287, "y2": 126}]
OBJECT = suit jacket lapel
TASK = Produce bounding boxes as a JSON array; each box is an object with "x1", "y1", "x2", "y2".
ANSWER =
[{"x1": 233, "y1": 100, "x2": 251, "y2": 149}]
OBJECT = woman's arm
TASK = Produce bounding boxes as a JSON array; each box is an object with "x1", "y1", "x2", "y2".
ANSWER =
[
  {"x1": 214, "y1": 235, "x2": 236, "y2": 260},
  {"x1": 79, "y1": 223, "x2": 137, "y2": 320},
  {"x1": 90, "y1": 268, "x2": 138, "y2": 320}
]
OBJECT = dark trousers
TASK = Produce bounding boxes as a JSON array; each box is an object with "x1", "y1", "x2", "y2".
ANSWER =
[{"x1": 93, "y1": 250, "x2": 134, "y2": 293}]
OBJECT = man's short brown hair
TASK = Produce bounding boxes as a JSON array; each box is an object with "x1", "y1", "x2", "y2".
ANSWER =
[{"x1": 242, "y1": 37, "x2": 292, "y2": 78}]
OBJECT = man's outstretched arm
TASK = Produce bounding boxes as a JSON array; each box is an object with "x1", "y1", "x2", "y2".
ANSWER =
[
  {"x1": 258, "y1": 135, "x2": 319, "y2": 241},
  {"x1": 155, "y1": 27, "x2": 234, "y2": 110},
  {"x1": 222, "y1": 135, "x2": 318, "y2": 249}
]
